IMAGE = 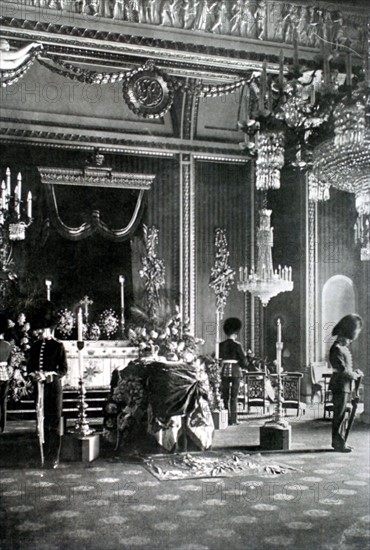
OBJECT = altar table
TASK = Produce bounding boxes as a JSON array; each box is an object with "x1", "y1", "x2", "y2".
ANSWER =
[{"x1": 62, "y1": 341, "x2": 138, "y2": 389}]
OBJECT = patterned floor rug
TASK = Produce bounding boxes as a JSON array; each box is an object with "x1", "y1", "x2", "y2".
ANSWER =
[{"x1": 143, "y1": 451, "x2": 300, "y2": 480}]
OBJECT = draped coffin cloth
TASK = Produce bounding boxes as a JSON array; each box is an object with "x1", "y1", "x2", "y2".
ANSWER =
[
  {"x1": 107, "y1": 360, "x2": 214, "y2": 452},
  {"x1": 146, "y1": 362, "x2": 214, "y2": 452}
]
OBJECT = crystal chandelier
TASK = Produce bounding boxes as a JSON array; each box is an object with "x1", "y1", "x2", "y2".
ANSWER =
[
  {"x1": 308, "y1": 171, "x2": 330, "y2": 202},
  {"x1": 333, "y1": 100, "x2": 365, "y2": 148},
  {"x1": 237, "y1": 209, "x2": 293, "y2": 306},
  {"x1": 313, "y1": 117, "x2": 370, "y2": 260},
  {"x1": 255, "y1": 132, "x2": 285, "y2": 191}
]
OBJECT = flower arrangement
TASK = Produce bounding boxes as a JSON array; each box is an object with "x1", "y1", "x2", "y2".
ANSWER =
[
  {"x1": 99, "y1": 309, "x2": 119, "y2": 339},
  {"x1": 127, "y1": 306, "x2": 204, "y2": 362},
  {"x1": 87, "y1": 322, "x2": 101, "y2": 341},
  {"x1": 139, "y1": 224, "x2": 166, "y2": 320},
  {"x1": 7, "y1": 313, "x2": 34, "y2": 402},
  {"x1": 56, "y1": 308, "x2": 75, "y2": 338},
  {"x1": 201, "y1": 356, "x2": 224, "y2": 411},
  {"x1": 209, "y1": 228, "x2": 235, "y2": 316}
]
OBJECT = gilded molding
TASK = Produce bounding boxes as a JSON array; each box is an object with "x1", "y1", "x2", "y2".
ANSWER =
[
  {"x1": 0, "y1": 127, "x2": 247, "y2": 158},
  {"x1": 38, "y1": 166, "x2": 155, "y2": 190},
  {"x1": 306, "y1": 178, "x2": 318, "y2": 365}
]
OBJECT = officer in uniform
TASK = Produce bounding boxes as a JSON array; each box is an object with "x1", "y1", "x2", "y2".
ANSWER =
[
  {"x1": 0, "y1": 312, "x2": 12, "y2": 433},
  {"x1": 219, "y1": 317, "x2": 248, "y2": 425},
  {"x1": 27, "y1": 302, "x2": 68, "y2": 468}
]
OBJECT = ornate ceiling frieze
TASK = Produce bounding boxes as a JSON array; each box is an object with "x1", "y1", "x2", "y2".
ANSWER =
[{"x1": 1, "y1": 0, "x2": 367, "y2": 55}]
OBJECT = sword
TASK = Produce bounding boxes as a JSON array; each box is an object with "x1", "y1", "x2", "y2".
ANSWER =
[
  {"x1": 36, "y1": 380, "x2": 45, "y2": 468},
  {"x1": 344, "y1": 375, "x2": 362, "y2": 443}
]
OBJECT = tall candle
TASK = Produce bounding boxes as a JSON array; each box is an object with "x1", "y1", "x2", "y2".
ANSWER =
[
  {"x1": 45, "y1": 279, "x2": 51, "y2": 301},
  {"x1": 277, "y1": 318, "x2": 282, "y2": 343},
  {"x1": 27, "y1": 191, "x2": 32, "y2": 218},
  {"x1": 119, "y1": 275, "x2": 125, "y2": 310},
  {"x1": 279, "y1": 49, "x2": 284, "y2": 87},
  {"x1": 346, "y1": 52, "x2": 352, "y2": 87},
  {"x1": 6, "y1": 168, "x2": 11, "y2": 204},
  {"x1": 77, "y1": 308, "x2": 83, "y2": 341},
  {"x1": 239, "y1": 267, "x2": 243, "y2": 281},
  {"x1": 245, "y1": 85, "x2": 250, "y2": 123},
  {"x1": 17, "y1": 173, "x2": 22, "y2": 206},
  {"x1": 293, "y1": 28, "x2": 299, "y2": 67},
  {"x1": 14, "y1": 185, "x2": 20, "y2": 217},
  {"x1": 259, "y1": 60, "x2": 267, "y2": 112},
  {"x1": 1, "y1": 181, "x2": 6, "y2": 210}
]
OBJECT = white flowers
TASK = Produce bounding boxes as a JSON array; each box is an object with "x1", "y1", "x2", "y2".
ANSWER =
[
  {"x1": 99, "y1": 309, "x2": 119, "y2": 339},
  {"x1": 56, "y1": 309, "x2": 75, "y2": 337}
]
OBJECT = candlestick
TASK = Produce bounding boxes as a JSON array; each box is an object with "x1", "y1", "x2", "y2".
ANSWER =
[
  {"x1": 27, "y1": 191, "x2": 32, "y2": 218},
  {"x1": 215, "y1": 310, "x2": 220, "y2": 360},
  {"x1": 310, "y1": 84, "x2": 316, "y2": 106},
  {"x1": 279, "y1": 49, "x2": 284, "y2": 87},
  {"x1": 14, "y1": 185, "x2": 20, "y2": 217},
  {"x1": 1, "y1": 181, "x2": 6, "y2": 211},
  {"x1": 45, "y1": 279, "x2": 51, "y2": 301},
  {"x1": 17, "y1": 172, "x2": 22, "y2": 206},
  {"x1": 259, "y1": 60, "x2": 267, "y2": 112},
  {"x1": 346, "y1": 52, "x2": 352, "y2": 87},
  {"x1": 77, "y1": 308, "x2": 83, "y2": 341},
  {"x1": 118, "y1": 275, "x2": 125, "y2": 310},
  {"x1": 245, "y1": 85, "x2": 250, "y2": 124},
  {"x1": 293, "y1": 28, "x2": 299, "y2": 67},
  {"x1": 6, "y1": 168, "x2": 11, "y2": 203},
  {"x1": 118, "y1": 275, "x2": 125, "y2": 336}
]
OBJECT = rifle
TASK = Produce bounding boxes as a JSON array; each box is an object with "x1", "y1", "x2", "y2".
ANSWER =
[
  {"x1": 344, "y1": 375, "x2": 362, "y2": 443},
  {"x1": 35, "y1": 380, "x2": 45, "y2": 467}
]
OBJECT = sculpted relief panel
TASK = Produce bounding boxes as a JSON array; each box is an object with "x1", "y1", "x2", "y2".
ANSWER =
[{"x1": 4, "y1": 1, "x2": 367, "y2": 53}]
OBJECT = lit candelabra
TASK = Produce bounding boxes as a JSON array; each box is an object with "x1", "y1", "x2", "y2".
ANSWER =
[
  {"x1": 237, "y1": 209, "x2": 293, "y2": 306},
  {"x1": 0, "y1": 168, "x2": 33, "y2": 299}
]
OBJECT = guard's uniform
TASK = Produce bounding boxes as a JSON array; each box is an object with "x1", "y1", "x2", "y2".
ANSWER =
[
  {"x1": 27, "y1": 337, "x2": 68, "y2": 465},
  {"x1": 0, "y1": 339, "x2": 12, "y2": 433},
  {"x1": 329, "y1": 340, "x2": 358, "y2": 450},
  {"x1": 219, "y1": 339, "x2": 247, "y2": 424}
]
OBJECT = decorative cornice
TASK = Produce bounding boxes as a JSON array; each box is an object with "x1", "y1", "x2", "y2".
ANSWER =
[
  {"x1": 0, "y1": 126, "x2": 248, "y2": 159},
  {"x1": 0, "y1": 17, "x2": 323, "y2": 77},
  {"x1": 38, "y1": 166, "x2": 155, "y2": 190}
]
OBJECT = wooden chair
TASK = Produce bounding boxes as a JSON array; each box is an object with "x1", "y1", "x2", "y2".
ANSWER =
[
  {"x1": 281, "y1": 372, "x2": 306, "y2": 417},
  {"x1": 311, "y1": 361, "x2": 331, "y2": 403},
  {"x1": 244, "y1": 372, "x2": 267, "y2": 414},
  {"x1": 237, "y1": 374, "x2": 248, "y2": 411}
]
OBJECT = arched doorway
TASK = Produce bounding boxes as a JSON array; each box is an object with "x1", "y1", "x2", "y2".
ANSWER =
[{"x1": 322, "y1": 275, "x2": 356, "y2": 360}]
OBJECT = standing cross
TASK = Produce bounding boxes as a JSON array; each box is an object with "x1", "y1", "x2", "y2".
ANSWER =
[{"x1": 79, "y1": 295, "x2": 93, "y2": 323}]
